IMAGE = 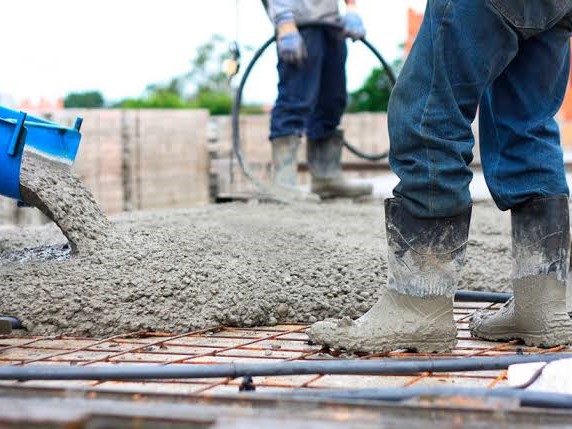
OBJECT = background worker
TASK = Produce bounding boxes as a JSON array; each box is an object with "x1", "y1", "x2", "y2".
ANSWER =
[
  {"x1": 266, "y1": 0, "x2": 373, "y2": 199},
  {"x1": 308, "y1": 0, "x2": 572, "y2": 352}
]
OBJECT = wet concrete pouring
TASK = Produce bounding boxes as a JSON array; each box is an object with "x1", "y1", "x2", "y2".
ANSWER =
[{"x1": 0, "y1": 155, "x2": 513, "y2": 337}]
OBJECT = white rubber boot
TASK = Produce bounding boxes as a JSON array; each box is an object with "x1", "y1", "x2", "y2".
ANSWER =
[
  {"x1": 307, "y1": 198, "x2": 471, "y2": 353},
  {"x1": 470, "y1": 196, "x2": 572, "y2": 348}
]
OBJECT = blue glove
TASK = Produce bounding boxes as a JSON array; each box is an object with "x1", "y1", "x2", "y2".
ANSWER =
[
  {"x1": 343, "y1": 12, "x2": 366, "y2": 41},
  {"x1": 277, "y1": 30, "x2": 307, "y2": 65}
]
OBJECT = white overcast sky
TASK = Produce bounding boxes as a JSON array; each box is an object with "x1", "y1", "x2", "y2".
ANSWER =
[{"x1": 1, "y1": 0, "x2": 426, "y2": 105}]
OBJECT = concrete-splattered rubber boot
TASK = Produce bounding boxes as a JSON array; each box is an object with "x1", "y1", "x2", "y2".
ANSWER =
[
  {"x1": 307, "y1": 198, "x2": 471, "y2": 353},
  {"x1": 307, "y1": 130, "x2": 373, "y2": 199},
  {"x1": 470, "y1": 196, "x2": 572, "y2": 348},
  {"x1": 270, "y1": 136, "x2": 319, "y2": 202}
]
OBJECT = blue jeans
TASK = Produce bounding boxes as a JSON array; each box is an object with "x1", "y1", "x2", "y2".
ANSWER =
[
  {"x1": 270, "y1": 27, "x2": 347, "y2": 141},
  {"x1": 388, "y1": 0, "x2": 572, "y2": 218}
]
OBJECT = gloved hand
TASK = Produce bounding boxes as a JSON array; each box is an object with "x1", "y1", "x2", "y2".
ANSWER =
[
  {"x1": 342, "y1": 11, "x2": 366, "y2": 41},
  {"x1": 277, "y1": 22, "x2": 307, "y2": 65}
]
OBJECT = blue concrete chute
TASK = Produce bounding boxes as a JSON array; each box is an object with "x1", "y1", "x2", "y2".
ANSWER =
[{"x1": 0, "y1": 106, "x2": 82, "y2": 200}]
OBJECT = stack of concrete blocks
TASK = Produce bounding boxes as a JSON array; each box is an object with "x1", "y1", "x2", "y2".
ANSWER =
[
  {"x1": 209, "y1": 115, "x2": 273, "y2": 199},
  {"x1": 0, "y1": 109, "x2": 210, "y2": 226},
  {"x1": 340, "y1": 113, "x2": 390, "y2": 163},
  {"x1": 0, "y1": 198, "x2": 46, "y2": 226},
  {"x1": 118, "y1": 109, "x2": 210, "y2": 211},
  {"x1": 67, "y1": 109, "x2": 211, "y2": 213},
  {"x1": 59, "y1": 109, "x2": 124, "y2": 214}
]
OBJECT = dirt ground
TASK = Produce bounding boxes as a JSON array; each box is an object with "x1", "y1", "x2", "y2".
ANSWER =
[{"x1": 0, "y1": 200, "x2": 512, "y2": 336}]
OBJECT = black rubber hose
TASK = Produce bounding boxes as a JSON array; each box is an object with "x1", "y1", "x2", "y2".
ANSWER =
[
  {"x1": 339, "y1": 34, "x2": 396, "y2": 161},
  {"x1": 454, "y1": 290, "x2": 511, "y2": 303},
  {"x1": 231, "y1": 21, "x2": 396, "y2": 199},
  {"x1": 231, "y1": 36, "x2": 281, "y2": 201},
  {"x1": 269, "y1": 387, "x2": 572, "y2": 410},
  {"x1": 0, "y1": 353, "x2": 568, "y2": 381}
]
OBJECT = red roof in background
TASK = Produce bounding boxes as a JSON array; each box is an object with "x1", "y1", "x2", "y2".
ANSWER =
[{"x1": 405, "y1": 8, "x2": 423, "y2": 55}]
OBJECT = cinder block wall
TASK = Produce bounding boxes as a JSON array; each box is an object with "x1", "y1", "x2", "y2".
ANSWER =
[
  {"x1": 0, "y1": 109, "x2": 210, "y2": 226},
  {"x1": 212, "y1": 113, "x2": 390, "y2": 163},
  {"x1": 0, "y1": 110, "x2": 496, "y2": 226},
  {"x1": 208, "y1": 112, "x2": 489, "y2": 198}
]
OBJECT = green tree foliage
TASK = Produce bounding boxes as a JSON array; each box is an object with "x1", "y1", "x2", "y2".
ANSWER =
[
  {"x1": 118, "y1": 78, "x2": 189, "y2": 109},
  {"x1": 347, "y1": 54, "x2": 404, "y2": 113},
  {"x1": 347, "y1": 68, "x2": 392, "y2": 112},
  {"x1": 64, "y1": 91, "x2": 105, "y2": 108},
  {"x1": 182, "y1": 34, "x2": 235, "y2": 114},
  {"x1": 186, "y1": 34, "x2": 230, "y2": 95},
  {"x1": 189, "y1": 90, "x2": 233, "y2": 115},
  {"x1": 116, "y1": 34, "x2": 263, "y2": 115}
]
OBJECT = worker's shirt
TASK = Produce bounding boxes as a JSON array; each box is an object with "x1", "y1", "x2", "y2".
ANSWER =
[{"x1": 266, "y1": 0, "x2": 340, "y2": 25}]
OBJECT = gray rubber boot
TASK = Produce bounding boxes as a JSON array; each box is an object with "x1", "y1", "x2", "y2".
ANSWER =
[
  {"x1": 307, "y1": 198, "x2": 471, "y2": 353},
  {"x1": 470, "y1": 196, "x2": 572, "y2": 348},
  {"x1": 307, "y1": 130, "x2": 373, "y2": 199},
  {"x1": 270, "y1": 136, "x2": 319, "y2": 202},
  {"x1": 271, "y1": 136, "x2": 300, "y2": 188}
]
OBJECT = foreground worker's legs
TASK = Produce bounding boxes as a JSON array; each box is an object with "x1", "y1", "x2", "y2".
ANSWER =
[
  {"x1": 309, "y1": 0, "x2": 572, "y2": 352},
  {"x1": 270, "y1": 29, "x2": 324, "y2": 195},
  {"x1": 470, "y1": 24, "x2": 572, "y2": 347},
  {"x1": 307, "y1": 198, "x2": 470, "y2": 353},
  {"x1": 478, "y1": 21, "x2": 571, "y2": 211},
  {"x1": 305, "y1": 29, "x2": 372, "y2": 199},
  {"x1": 388, "y1": 0, "x2": 525, "y2": 218}
]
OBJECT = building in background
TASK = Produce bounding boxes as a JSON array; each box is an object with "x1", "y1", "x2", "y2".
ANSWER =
[
  {"x1": 405, "y1": 8, "x2": 423, "y2": 55},
  {"x1": 0, "y1": 93, "x2": 17, "y2": 109},
  {"x1": 18, "y1": 97, "x2": 63, "y2": 114}
]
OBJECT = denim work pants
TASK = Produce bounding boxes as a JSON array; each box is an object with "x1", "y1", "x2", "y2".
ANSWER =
[
  {"x1": 270, "y1": 27, "x2": 347, "y2": 141},
  {"x1": 388, "y1": 0, "x2": 572, "y2": 218}
]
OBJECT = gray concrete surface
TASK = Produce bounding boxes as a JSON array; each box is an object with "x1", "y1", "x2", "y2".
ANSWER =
[{"x1": 0, "y1": 199, "x2": 512, "y2": 336}]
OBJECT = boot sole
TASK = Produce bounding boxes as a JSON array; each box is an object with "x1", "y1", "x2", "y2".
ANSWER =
[
  {"x1": 472, "y1": 328, "x2": 572, "y2": 348},
  {"x1": 314, "y1": 190, "x2": 372, "y2": 200},
  {"x1": 390, "y1": 337, "x2": 457, "y2": 354},
  {"x1": 311, "y1": 184, "x2": 373, "y2": 200},
  {"x1": 323, "y1": 336, "x2": 458, "y2": 354}
]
